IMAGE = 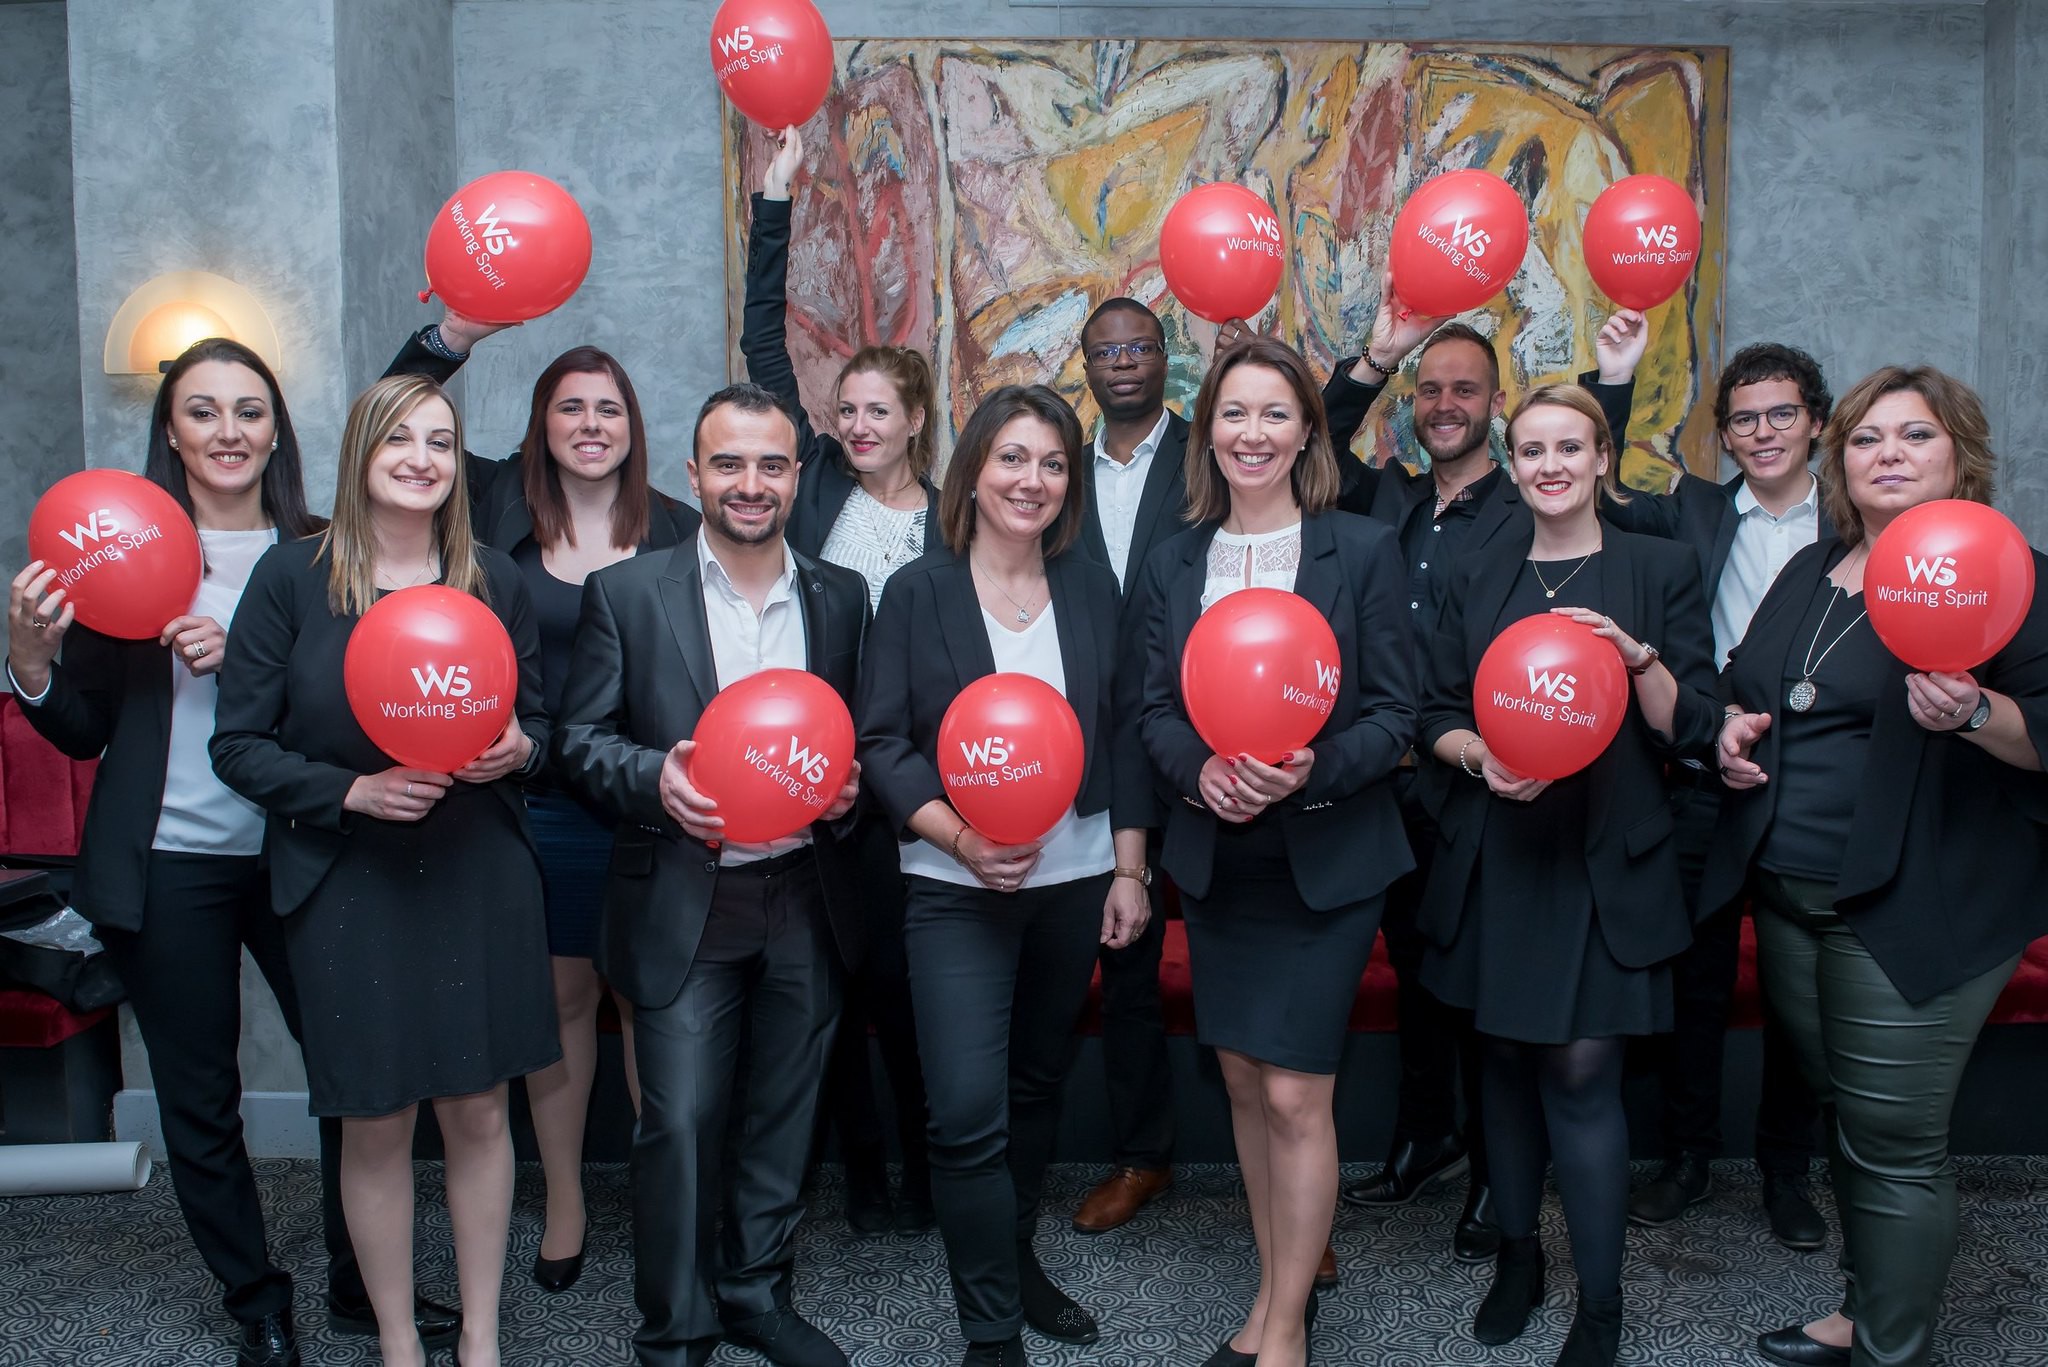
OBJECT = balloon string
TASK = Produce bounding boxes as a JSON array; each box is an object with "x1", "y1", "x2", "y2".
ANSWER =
[
  {"x1": 418, "y1": 289, "x2": 433, "y2": 304},
  {"x1": 1397, "y1": 307, "x2": 1413, "y2": 321}
]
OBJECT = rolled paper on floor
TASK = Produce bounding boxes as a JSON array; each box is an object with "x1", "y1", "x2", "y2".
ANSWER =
[{"x1": 0, "y1": 1141, "x2": 151, "y2": 1196}]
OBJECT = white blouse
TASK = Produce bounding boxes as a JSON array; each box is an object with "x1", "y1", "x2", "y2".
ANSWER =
[
  {"x1": 820, "y1": 487, "x2": 927, "y2": 610},
  {"x1": 1200, "y1": 523, "x2": 1303, "y2": 611}
]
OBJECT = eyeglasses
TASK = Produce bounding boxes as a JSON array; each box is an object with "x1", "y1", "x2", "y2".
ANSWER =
[
  {"x1": 1084, "y1": 339, "x2": 1163, "y2": 366},
  {"x1": 1725, "y1": 404, "x2": 1807, "y2": 437}
]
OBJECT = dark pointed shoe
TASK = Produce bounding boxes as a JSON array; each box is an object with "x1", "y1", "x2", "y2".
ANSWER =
[
  {"x1": 1473, "y1": 1235, "x2": 1545, "y2": 1345},
  {"x1": 1341, "y1": 1134, "x2": 1470, "y2": 1207},
  {"x1": 723, "y1": 1307, "x2": 850, "y2": 1367},
  {"x1": 532, "y1": 1245, "x2": 585, "y2": 1293},
  {"x1": 1555, "y1": 1292, "x2": 1623, "y2": 1367},
  {"x1": 1197, "y1": 1345, "x2": 1256, "y2": 1367},
  {"x1": 1453, "y1": 1183, "x2": 1501, "y2": 1263},
  {"x1": 326, "y1": 1288, "x2": 460, "y2": 1350},
  {"x1": 235, "y1": 1308, "x2": 299, "y2": 1367},
  {"x1": 1017, "y1": 1241, "x2": 1100, "y2": 1344},
  {"x1": 1762, "y1": 1173, "x2": 1827, "y2": 1252},
  {"x1": 1755, "y1": 1325, "x2": 1852, "y2": 1366},
  {"x1": 1627, "y1": 1152, "x2": 1711, "y2": 1226}
]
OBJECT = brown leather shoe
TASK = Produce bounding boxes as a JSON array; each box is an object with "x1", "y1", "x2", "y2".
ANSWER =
[
  {"x1": 1315, "y1": 1243, "x2": 1339, "y2": 1291},
  {"x1": 1071, "y1": 1166, "x2": 1172, "y2": 1233}
]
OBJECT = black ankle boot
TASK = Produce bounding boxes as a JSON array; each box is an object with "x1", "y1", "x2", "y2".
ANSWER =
[
  {"x1": 1473, "y1": 1235, "x2": 1545, "y2": 1345},
  {"x1": 1555, "y1": 1292, "x2": 1623, "y2": 1366},
  {"x1": 1015, "y1": 1241, "x2": 1099, "y2": 1344}
]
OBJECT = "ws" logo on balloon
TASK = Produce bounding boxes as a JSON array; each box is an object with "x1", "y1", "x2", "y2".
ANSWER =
[
  {"x1": 411, "y1": 663, "x2": 473, "y2": 698},
  {"x1": 1526, "y1": 666, "x2": 1577, "y2": 703},
  {"x1": 55, "y1": 508, "x2": 122, "y2": 551},
  {"x1": 958, "y1": 736, "x2": 1010, "y2": 767},
  {"x1": 1449, "y1": 216, "x2": 1492, "y2": 257},
  {"x1": 785, "y1": 734, "x2": 831, "y2": 785},
  {"x1": 1904, "y1": 555, "x2": 1959, "y2": 588}
]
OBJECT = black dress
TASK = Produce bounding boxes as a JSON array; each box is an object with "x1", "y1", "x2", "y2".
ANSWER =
[
  {"x1": 213, "y1": 539, "x2": 559, "y2": 1117},
  {"x1": 1420, "y1": 556, "x2": 1674, "y2": 1044}
]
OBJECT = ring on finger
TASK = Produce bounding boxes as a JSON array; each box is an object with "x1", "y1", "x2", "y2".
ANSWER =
[{"x1": 405, "y1": 782, "x2": 414, "y2": 797}]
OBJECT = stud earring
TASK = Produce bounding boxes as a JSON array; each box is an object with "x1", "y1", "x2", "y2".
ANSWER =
[
  {"x1": 168, "y1": 436, "x2": 179, "y2": 449},
  {"x1": 271, "y1": 439, "x2": 279, "y2": 452}
]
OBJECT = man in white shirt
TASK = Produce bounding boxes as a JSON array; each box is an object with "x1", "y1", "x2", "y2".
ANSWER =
[
  {"x1": 555, "y1": 383, "x2": 869, "y2": 1367},
  {"x1": 1601, "y1": 342, "x2": 1836, "y2": 1251}
]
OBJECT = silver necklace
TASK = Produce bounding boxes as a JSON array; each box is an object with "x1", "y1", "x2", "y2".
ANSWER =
[
  {"x1": 972, "y1": 555, "x2": 1045, "y2": 625},
  {"x1": 1788, "y1": 585, "x2": 1868, "y2": 713},
  {"x1": 1531, "y1": 553, "x2": 1595, "y2": 600},
  {"x1": 376, "y1": 553, "x2": 439, "y2": 590}
]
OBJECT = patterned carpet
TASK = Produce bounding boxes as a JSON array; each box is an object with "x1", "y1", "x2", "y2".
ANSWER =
[{"x1": 2, "y1": 1158, "x2": 2044, "y2": 1366}]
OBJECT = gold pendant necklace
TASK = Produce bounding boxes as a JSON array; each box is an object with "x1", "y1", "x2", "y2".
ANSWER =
[{"x1": 1531, "y1": 553, "x2": 1594, "y2": 600}]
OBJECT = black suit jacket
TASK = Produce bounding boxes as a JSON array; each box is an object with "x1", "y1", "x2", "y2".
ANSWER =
[
  {"x1": 13, "y1": 628, "x2": 183, "y2": 931},
  {"x1": 1417, "y1": 528, "x2": 1720, "y2": 968},
  {"x1": 1074, "y1": 410, "x2": 1192, "y2": 587},
  {"x1": 740, "y1": 194, "x2": 944, "y2": 560},
  {"x1": 856, "y1": 548, "x2": 1144, "y2": 847},
  {"x1": 1136, "y1": 511, "x2": 1419, "y2": 909},
  {"x1": 209, "y1": 539, "x2": 548, "y2": 918},
  {"x1": 552, "y1": 536, "x2": 871, "y2": 1009},
  {"x1": 1700, "y1": 538, "x2": 2048, "y2": 1003},
  {"x1": 1600, "y1": 469, "x2": 1835, "y2": 599}
]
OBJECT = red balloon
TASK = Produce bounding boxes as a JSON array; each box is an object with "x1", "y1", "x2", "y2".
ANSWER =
[
  {"x1": 937, "y1": 674, "x2": 1085, "y2": 845},
  {"x1": 420, "y1": 171, "x2": 592, "y2": 324},
  {"x1": 1388, "y1": 170, "x2": 1531, "y2": 316},
  {"x1": 689, "y1": 668, "x2": 855, "y2": 844},
  {"x1": 1180, "y1": 588, "x2": 1342, "y2": 763},
  {"x1": 1159, "y1": 183, "x2": 1288, "y2": 324},
  {"x1": 27, "y1": 470, "x2": 201, "y2": 640},
  {"x1": 1582, "y1": 175, "x2": 1702, "y2": 310},
  {"x1": 1473, "y1": 615, "x2": 1628, "y2": 781},
  {"x1": 709, "y1": 0, "x2": 834, "y2": 129},
  {"x1": 1865, "y1": 499, "x2": 2036, "y2": 673},
  {"x1": 344, "y1": 586, "x2": 519, "y2": 773}
]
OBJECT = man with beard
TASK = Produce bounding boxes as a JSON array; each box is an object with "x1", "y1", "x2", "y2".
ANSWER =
[
  {"x1": 1320, "y1": 279, "x2": 1644, "y2": 1268},
  {"x1": 555, "y1": 383, "x2": 870, "y2": 1367}
]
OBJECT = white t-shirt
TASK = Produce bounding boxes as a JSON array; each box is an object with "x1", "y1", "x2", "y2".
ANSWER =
[{"x1": 901, "y1": 603, "x2": 1113, "y2": 889}]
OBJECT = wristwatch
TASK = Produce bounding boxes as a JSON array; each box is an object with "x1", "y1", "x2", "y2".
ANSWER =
[
  {"x1": 1962, "y1": 694, "x2": 1993, "y2": 732},
  {"x1": 1627, "y1": 645, "x2": 1661, "y2": 677},
  {"x1": 1113, "y1": 865, "x2": 1153, "y2": 887}
]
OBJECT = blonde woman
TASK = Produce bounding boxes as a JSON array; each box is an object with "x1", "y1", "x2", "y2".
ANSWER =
[{"x1": 212, "y1": 373, "x2": 557, "y2": 1367}]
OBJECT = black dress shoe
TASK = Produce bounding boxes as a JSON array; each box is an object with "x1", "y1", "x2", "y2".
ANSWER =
[
  {"x1": 1341, "y1": 1135, "x2": 1470, "y2": 1207},
  {"x1": 236, "y1": 1308, "x2": 299, "y2": 1367},
  {"x1": 1017, "y1": 1241, "x2": 1100, "y2": 1344},
  {"x1": 1761, "y1": 1173, "x2": 1827, "y2": 1251},
  {"x1": 724, "y1": 1307, "x2": 850, "y2": 1367},
  {"x1": 326, "y1": 1287, "x2": 461, "y2": 1349},
  {"x1": 1453, "y1": 1184, "x2": 1501, "y2": 1263},
  {"x1": 962, "y1": 1336, "x2": 1027, "y2": 1367},
  {"x1": 1755, "y1": 1325, "x2": 1851, "y2": 1366},
  {"x1": 1627, "y1": 1153, "x2": 1711, "y2": 1226},
  {"x1": 1197, "y1": 1344, "x2": 1255, "y2": 1367},
  {"x1": 533, "y1": 1245, "x2": 585, "y2": 1292}
]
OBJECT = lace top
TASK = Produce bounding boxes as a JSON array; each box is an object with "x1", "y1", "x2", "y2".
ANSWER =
[
  {"x1": 1200, "y1": 523, "x2": 1302, "y2": 611},
  {"x1": 820, "y1": 486, "x2": 927, "y2": 610}
]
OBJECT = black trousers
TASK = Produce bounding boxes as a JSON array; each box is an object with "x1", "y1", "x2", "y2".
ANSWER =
[
  {"x1": 1092, "y1": 841, "x2": 1174, "y2": 1169},
  {"x1": 905, "y1": 872, "x2": 1108, "y2": 1342},
  {"x1": 1379, "y1": 775, "x2": 1488, "y2": 1181},
  {"x1": 1650, "y1": 781, "x2": 1818, "y2": 1174},
  {"x1": 629, "y1": 854, "x2": 842, "y2": 1366},
  {"x1": 94, "y1": 851, "x2": 355, "y2": 1324}
]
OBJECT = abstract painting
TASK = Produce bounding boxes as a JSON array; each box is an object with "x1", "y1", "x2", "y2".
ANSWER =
[{"x1": 724, "y1": 39, "x2": 1729, "y2": 489}]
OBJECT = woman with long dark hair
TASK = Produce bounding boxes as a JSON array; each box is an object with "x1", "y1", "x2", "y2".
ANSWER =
[{"x1": 212, "y1": 373, "x2": 558, "y2": 1367}]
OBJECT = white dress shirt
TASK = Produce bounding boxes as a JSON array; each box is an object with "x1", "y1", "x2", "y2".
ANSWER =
[
  {"x1": 698, "y1": 535, "x2": 811, "y2": 864},
  {"x1": 1712, "y1": 474, "x2": 1821, "y2": 670},
  {"x1": 1091, "y1": 409, "x2": 1171, "y2": 590}
]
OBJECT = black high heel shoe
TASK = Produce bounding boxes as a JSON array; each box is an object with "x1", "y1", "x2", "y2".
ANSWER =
[{"x1": 531, "y1": 1246, "x2": 585, "y2": 1293}]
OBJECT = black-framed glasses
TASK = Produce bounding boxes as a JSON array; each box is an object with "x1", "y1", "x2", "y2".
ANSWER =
[
  {"x1": 1725, "y1": 403, "x2": 1807, "y2": 436},
  {"x1": 1084, "y1": 339, "x2": 1163, "y2": 366}
]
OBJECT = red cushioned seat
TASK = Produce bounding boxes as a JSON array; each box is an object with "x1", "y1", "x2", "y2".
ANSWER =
[
  {"x1": 0, "y1": 694, "x2": 96, "y2": 858},
  {"x1": 0, "y1": 988, "x2": 111, "y2": 1048}
]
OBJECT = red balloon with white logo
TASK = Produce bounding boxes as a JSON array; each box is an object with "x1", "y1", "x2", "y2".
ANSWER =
[
  {"x1": 1582, "y1": 175, "x2": 1702, "y2": 311},
  {"x1": 343, "y1": 586, "x2": 519, "y2": 773},
  {"x1": 1473, "y1": 615, "x2": 1628, "y2": 781},
  {"x1": 420, "y1": 171, "x2": 592, "y2": 324},
  {"x1": 1864, "y1": 499, "x2": 2036, "y2": 673},
  {"x1": 1159, "y1": 183, "x2": 1288, "y2": 324},
  {"x1": 688, "y1": 668, "x2": 855, "y2": 844},
  {"x1": 709, "y1": 0, "x2": 835, "y2": 129},
  {"x1": 1387, "y1": 169, "x2": 1531, "y2": 317},
  {"x1": 27, "y1": 470, "x2": 202, "y2": 640},
  {"x1": 1181, "y1": 588, "x2": 1342, "y2": 763},
  {"x1": 937, "y1": 674, "x2": 1085, "y2": 846}
]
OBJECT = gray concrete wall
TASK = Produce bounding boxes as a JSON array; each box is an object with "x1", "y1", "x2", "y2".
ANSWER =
[
  {"x1": 0, "y1": 3, "x2": 83, "y2": 661},
  {"x1": 1981, "y1": 0, "x2": 2048, "y2": 538}
]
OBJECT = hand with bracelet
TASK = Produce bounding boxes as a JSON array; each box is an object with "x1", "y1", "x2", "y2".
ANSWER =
[
  {"x1": 1348, "y1": 267, "x2": 1451, "y2": 385},
  {"x1": 944, "y1": 817, "x2": 1043, "y2": 894},
  {"x1": 1446, "y1": 731, "x2": 1551, "y2": 802}
]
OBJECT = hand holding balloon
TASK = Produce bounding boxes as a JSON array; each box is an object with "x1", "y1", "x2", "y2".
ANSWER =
[
  {"x1": 1478, "y1": 740, "x2": 1551, "y2": 802},
  {"x1": 7, "y1": 562, "x2": 73, "y2": 694},
  {"x1": 952, "y1": 823, "x2": 1043, "y2": 893},
  {"x1": 821, "y1": 758, "x2": 860, "y2": 822},
  {"x1": 1594, "y1": 310, "x2": 1649, "y2": 385},
  {"x1": 660, "y1": 738, "x2": 724, "y2": 843},
  {"x1": 454, "y1": 715, "x2": 533, "y2": 784},
  {"x1": 1231, "y1": 749, "x2": 1315, "y2": 809},
  {"x1": 1717, "y1": 711, "x2": 1772, "y2": 789},
  {"x1": 345, "y1": 767, "x2": 453, "y2": 823},
  {"x1": 436, "y1": 306, "x2": 518, "y2": 357},
  {"x1": 1362, "y1": 268, "x2": 1449, "y2": 371},
  {"x1": 763, "y1": 125, "x2": 805, "y2": 200},
  {"x1": 1905, "y1": 672, "x2": 1984, "y2": 734},
  {"x1": 159, "y1": 615, "x2": 227, "y2": 679},
  {"x1": 1548, "y1": 606, "x2": 1657, "y2": 673}
]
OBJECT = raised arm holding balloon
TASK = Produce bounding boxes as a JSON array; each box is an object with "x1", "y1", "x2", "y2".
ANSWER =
[
  {"x1": 1413, "y1": 383, "x2": 1717, "y2": 1367},
  {"x1": 209, "y1": 373, "x2": 554, "y2": 1367},
  {"x1": 1699, "y1": 367, "x2": 2048, "y2": 1367}
]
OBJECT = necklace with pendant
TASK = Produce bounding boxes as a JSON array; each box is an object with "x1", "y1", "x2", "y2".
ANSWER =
[
  {"x1": 972, "y1": 555, "x2": 1045, "y2": 624},
  {"x1": 1788, "y1": 585, "x2": 1868, "y2": 713},
  {"x1": 1531, "y1": 552, "x2": 1595, "y2": 600}
]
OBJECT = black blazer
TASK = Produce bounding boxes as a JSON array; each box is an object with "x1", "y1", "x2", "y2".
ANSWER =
[
  {"x1": 1601, "y1": 469, "x2": 1835, "y2": 598},
  {"x1": 13, "y1": 628, "x2": 186, "y2": 931},
  {"x1": 1074, "y1": 409, "x2": 1193, "y2": 588},
  {"x1": 1136, "y1": 511, "x2": 1419, "y2": 909},
  {"x1": 1417, "y1": 528, "x2": 1720, "y2": 967},
  {"x1": 856, "y1": 547, "x2": 1144, "y2": 846},
  {"x1": 1700, "y1": 538, "x2": 2048, "y2": 1003},
  {"x1": 209, "y1": 538, "x2": 548, "y2": 918},
  {"x1": 740, "y1": 194, "x2": 943, "y2": 560},
  {"x1": 552, "y1": 536, "x2": 870, "y2": 1008}
]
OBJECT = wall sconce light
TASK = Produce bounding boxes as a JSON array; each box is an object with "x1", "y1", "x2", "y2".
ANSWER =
[{"x1": 102, "y1": 271, "x2": 281, "y2": 376}]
